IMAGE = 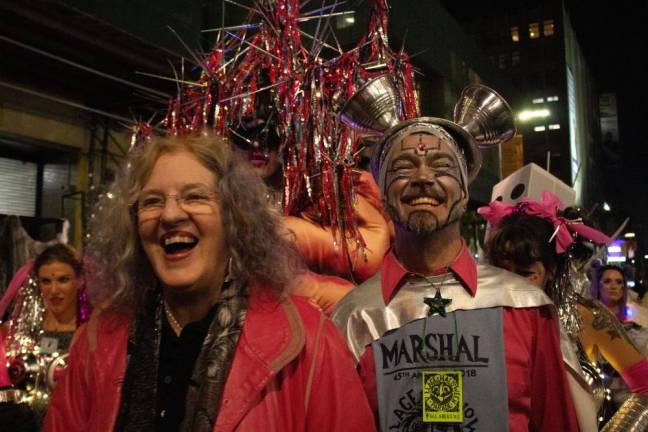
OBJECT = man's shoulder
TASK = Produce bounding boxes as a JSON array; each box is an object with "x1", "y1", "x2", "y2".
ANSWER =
[
  {"x1": 476, "y1": 263, "x2": 544, "y2": 292},
  {"x1": 332, "y1": 273, "x2": 384, "y2": 318},
  {"x1": 474, "y1": 263, "x2": 553, "y2": 308},
  {"x1": 330, "y1": 273, "x2": 389, "y2": 361},
  {"x1": 332, "y1": 264, "x2": 553, "y2": 322}
]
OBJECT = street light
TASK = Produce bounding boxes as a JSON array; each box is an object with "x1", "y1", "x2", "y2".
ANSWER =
[
  {"x1": 603, "y1": 202, "x2": 611, "y2": 211},
  {"x1": 625, "y1": 232, "x2": 636, "y2": 238}
]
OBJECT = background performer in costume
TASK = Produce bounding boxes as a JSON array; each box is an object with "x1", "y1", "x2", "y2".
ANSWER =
[
  {"x1": 0, "y1": 244, "x2": 89, "y2": 429},
  {"x1": 144, "y1": 0, "x2": 414, "y2": 312},
  {"x1": 481, "y1": 189, "x2": 648, "y2": 431}
]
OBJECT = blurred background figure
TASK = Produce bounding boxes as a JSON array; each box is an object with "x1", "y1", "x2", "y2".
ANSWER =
[
  {"x1": 481, "y1": 194, "x2": 648, "y2": 431},
  {"x1": 596, "y1": 264, "x2": 648, "y2": 330},
  {"x1": 0, "y1": 243, "x2": 89, "y2": 430},
  {"x1": 592, "y1": 264, "x2": 648, "y2": 421},
  {"x1": 33, "y1": 244, "x2": 83, "y2": 336}
]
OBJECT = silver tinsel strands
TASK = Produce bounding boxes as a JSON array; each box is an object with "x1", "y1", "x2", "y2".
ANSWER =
[
  {"x1": 6, "y1": 275, "x2": 45, "y2": 358},
  {"x1": 3, "y1": 272, "x2": 70, "y2": 416},
  {"x1": 570, "y1": 262, "x2": 594, "y2": 298},
  {"x1": 557, "y1": 294, "x2": 583, "y2": 341},
  {"x1": 547, "y1": 251, "x2": 583, "y2": 339}
]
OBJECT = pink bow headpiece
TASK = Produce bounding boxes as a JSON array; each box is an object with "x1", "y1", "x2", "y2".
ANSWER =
[{"x1": 478, "y1": 191, "x2": 611, "y2": 254}]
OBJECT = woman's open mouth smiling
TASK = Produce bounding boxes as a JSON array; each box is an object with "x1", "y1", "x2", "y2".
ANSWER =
[{"x1": 160, "y1": 231, "x2": 199, "y2": 260}]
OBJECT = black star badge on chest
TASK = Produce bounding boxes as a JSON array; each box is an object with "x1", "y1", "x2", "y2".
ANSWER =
[{"x1": 424, "y1": 290, "x2": 452, "y2": 317}]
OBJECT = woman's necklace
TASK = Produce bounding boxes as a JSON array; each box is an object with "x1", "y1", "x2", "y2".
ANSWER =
[{"x1": 164, "y1": 301, "x2": 183, "y2": 336}]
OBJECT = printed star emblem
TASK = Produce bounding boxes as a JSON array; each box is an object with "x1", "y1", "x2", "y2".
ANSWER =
[{"x1": 424, "y1": 290, "x2": 452, "y2": 317}]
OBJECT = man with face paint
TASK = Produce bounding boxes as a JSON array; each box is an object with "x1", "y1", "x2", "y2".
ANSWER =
[
  {"x1": 382, "y1": 128, "x2": 468, "y2": 235},
  {"x1": 333, "y1": 77, "x2": 579, "y2": 431}
]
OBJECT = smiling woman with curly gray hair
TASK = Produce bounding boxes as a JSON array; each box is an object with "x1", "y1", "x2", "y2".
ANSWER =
[
  {"x1": 43, "y1": 134, "x2": 375, "y2": 432},
  {"x1": 85, "y1": 133, "x2": 301, "y2": 314}
]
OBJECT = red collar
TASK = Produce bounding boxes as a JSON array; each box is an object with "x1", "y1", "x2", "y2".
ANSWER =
[{"x1": 381, "y1": 241, "x2": 478, "y2": 303}]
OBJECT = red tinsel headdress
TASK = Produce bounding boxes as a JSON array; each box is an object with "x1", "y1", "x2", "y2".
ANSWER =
[{"x1": 153, "y1": 0, "x2": 418, "y2": 258}]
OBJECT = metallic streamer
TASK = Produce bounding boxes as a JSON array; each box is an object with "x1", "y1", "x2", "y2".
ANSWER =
[
  {"x1": 128, "y1": 0, "x2": 417, "y2": 274},
  {"x1": 601, "y1": 394, "x2": 648, "y2": 432}
]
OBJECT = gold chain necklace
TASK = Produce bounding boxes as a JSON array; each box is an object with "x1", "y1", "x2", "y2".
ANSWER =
[{"x1": 164, "y1": 301, "x2": 183, "y2": 336}]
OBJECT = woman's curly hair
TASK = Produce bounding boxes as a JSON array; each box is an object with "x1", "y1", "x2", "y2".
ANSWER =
[{"x1": 86, "y1": 134, "x2": 303, "y2": 314}]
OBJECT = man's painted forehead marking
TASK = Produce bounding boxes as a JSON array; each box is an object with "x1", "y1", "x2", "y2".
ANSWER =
[
  {"x1": 377, "y1": 123, "x2": 469, "y2": 195},
  {"x1": 417, "y1": 133, "x2": 438, "y2": 153},
  {"x1": 402, "y1": 133, "x2": 441, "y2": 154},
  {"x1": 391, "y1": 133, "x2": 457, "y2": 162}
]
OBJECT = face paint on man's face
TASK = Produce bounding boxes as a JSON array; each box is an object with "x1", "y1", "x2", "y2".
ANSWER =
[{"x1": 383, "y1": 132, "x2": 467, "y2": 234}]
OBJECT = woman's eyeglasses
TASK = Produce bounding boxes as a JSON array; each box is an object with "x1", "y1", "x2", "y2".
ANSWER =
[{"x1": 136, "y1": 189, "x2": 218, "y2": 219}]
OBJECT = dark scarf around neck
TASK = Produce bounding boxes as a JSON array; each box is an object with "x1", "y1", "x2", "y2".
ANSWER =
[{"x1": 114, "y1": 280, "x2": 248, "y2": 432}]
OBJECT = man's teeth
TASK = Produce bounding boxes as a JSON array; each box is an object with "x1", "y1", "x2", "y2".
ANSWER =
[
  {"x1": 164, "y1": 235, "x2": 196, "y2": 246},
  {"x1": 409, "y1": 197, "x2": 439, "y2": 205}
]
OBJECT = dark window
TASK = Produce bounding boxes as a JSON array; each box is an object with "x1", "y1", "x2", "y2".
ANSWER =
[{"x1": 498, "y1": 53, "x2": 507, "y2": 69}]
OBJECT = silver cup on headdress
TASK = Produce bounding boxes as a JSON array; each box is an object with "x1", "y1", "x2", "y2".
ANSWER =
[
  {"x1": 339, "y1": 75, "x2": 402, "y2": 135},
  {"x1": 453, "y1": 85, "x2": 516, "y2": 148},
  {"x1": 340, "y1": 75, "x2": 516, "y2": 183}
]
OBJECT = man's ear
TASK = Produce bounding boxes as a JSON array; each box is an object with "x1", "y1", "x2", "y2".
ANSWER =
[{"x1": 461, "y1": 188, "x2": 469, "y2": 208}]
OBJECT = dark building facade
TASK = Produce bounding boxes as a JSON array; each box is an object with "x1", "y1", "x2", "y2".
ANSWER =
[{"x1": 443, "y1": 0, "x2": 602, "y2": 207}]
